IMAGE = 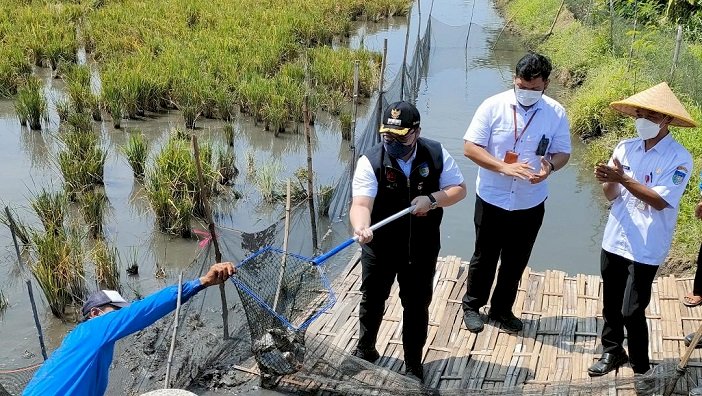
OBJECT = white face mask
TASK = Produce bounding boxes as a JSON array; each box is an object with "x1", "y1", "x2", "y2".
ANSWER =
[
  {"x1": 514, "y1": 88, "x2": 543, "y2": 107},
  {"x1": 634, "y1": 117, "x2": 662, "y2": 140}
]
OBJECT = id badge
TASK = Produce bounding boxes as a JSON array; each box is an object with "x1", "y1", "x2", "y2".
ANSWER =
[{"x1": 504, "y1": 150, "x2": 518, "y2": 164}]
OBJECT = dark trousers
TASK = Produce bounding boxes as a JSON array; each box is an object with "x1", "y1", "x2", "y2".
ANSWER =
[
  {"x1": 462, "y1": 195, "x2": 545, "y2": 314},
  {"x1": 693, "y1": 242, "x2": 702, "y2": 295},
  {"x1": 600, "y1": 249, "x2": 658, "y2": 374},
  {"x1": 357, "y1": 247, "x2": 438, "y2": 367}
]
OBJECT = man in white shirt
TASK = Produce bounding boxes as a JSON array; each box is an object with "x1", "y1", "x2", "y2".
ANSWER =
[
  {"x1": 461, "y1": 52, "x2": 571, "y2": 334},
  {"x1": 588, "y1": 82, "x2": 696, "y2": 379},
  {"x1": 350, "y1": 101, "x2": 467, "y2": 383}
]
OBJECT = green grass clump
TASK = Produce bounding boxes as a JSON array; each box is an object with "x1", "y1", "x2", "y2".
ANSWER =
[
  {"x1": 31, "y1": 189, "x2": 67, "y2": 234},
  {"x1": 215, "y1": 145, "x2": 238, "y2": 186},
  {"x1": 255, "y1": 160, "x2": 282, "y2": 203},
  {"x1": 92, "y1": 239, "x2": 120, "y2": 290},
  {"x1": 15, "y1": 77, "x2": 48, "y2": 130},
  {"x1": 121, "y1": 132, "x2": 149, "y2": 180},
  {"x1": 80, "y1": 189, "x2": 107, "y2": 239},
  {"x1": 58, "y1": 131, "x2": 107, "y2": 200},
  {"x1": 29, "y1": 228, "x2": 86, "y2": 319},
  {"x1": 339, "y1": 111, "x2": 353, "y2": 140},
  {"x1": 0, "y1": 45, "x2": 32, "y2": 97}
]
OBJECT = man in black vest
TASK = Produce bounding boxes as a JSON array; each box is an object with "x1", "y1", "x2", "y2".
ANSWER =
[{"x1": 350, "y1": 101, "x2": 467, "y2": 382}]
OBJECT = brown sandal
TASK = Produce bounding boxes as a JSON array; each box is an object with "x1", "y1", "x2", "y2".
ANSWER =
[{"x1": 683, "y1": 293, "x2": 702, "y2": 307}]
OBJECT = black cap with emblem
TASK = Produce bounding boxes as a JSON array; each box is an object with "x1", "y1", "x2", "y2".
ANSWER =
[{"x1": 379, "y1": 101, "x2": 420, "y2": 136}]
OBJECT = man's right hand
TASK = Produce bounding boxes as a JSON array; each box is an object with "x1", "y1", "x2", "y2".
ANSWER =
[
  {"x1": 200, "y1": 262, "x2": 236, "y2": 287},
  {"x1": 354, "y1": 227, "x2": 373, "y2": 244},
  {"x1": 696, "y1": 201, "x2": 702, "y2": 220},
  {"x1": 500, "y1": 161, "x2": 535, "y2": 180}
]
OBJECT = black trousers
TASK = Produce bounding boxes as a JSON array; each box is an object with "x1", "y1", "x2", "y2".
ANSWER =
[
  {"x1": 357, "y1": 247, "x2": 438, "y2": 367},
  {"x1": 600, "y1": 249, "x2": 658, "y2": 374},
  {"x1": 693, "y1": 242, "x2": 702, "y2": 295},
  {"x1": 462, "y1": 195, "x2": 545, "y2": 314}
]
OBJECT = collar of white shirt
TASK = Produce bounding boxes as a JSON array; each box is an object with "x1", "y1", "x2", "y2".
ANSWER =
[{"x1": 632, "y1": 132, "x2": 674, "y2": 153}]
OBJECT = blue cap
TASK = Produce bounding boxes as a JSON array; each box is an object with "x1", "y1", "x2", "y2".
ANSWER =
[{"x1": 82, "y1": 290, "x2": 130, "y2": 317}]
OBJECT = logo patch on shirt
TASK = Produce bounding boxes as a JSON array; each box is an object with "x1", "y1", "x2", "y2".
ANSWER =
[
  {"x1": 419, "y1": 163, "x2": 430, "y2": 178},
  {"x1": 385, "y1": 168, "x2": 396, "y2": 183},
  {"x1": 672, "y1": 166, "x2": 688, "y2": 185}
]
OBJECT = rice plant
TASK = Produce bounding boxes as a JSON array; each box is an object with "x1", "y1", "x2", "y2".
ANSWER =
[
  {"x1": 29, "y1": 228, "x2": 86, "y2": 319},
  {"x1": 89, "y1": 94, "x2": 103, "y2": 121},
  {"x1": 103, "y1": 84, "x2": 123, "y2": 129},
  {"x1": 255, "y1": 160, "x2": 282, "y2": 203},
  {"x1": 66, "y1": 112, "x2": 92, "y2": 132},
  {"x1": 31, "y1": 189, "x2": 67, "y2": 234},
  {"x1": 340, "y1": 111, "x2": 353, "y2": 140},
  {"x1": 121, "y1": 132, "x2": 148, "y2": 180},
  {"x1": 317, "y1": 184, "x2": 334, "y2": 216},
  {"x1": 55, "y1": 98, "x2": 71, "y2": 122},
  {"x1": 215, "y1": 145, "x2": 238, "y2": 186},
  {"x1": 80, "y1": 188, "x2": 107, "y2": 239},
  {"x1": 64, "y1": 65, "x2": 91, "y2": 114},
  {"x1": 58, "y1": 131, "x2": 107, "y2": 200},
  {"x1": 92, "y1": 239, "x2": 120, "y2": 290},
  {"x1": 15, "y1": 77, "x2": 48, "y2": 130},
  {"x1": 0, "y1": 206, "x2": 31, "y2": 245}
]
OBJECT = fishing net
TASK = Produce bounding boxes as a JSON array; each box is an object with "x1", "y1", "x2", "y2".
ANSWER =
[
  {"x1": 0, "y1": 364, "x2": 41, "y2": 396},
  {"x1": 230, "y1": 247, "x2": 335, "y2": 386}
]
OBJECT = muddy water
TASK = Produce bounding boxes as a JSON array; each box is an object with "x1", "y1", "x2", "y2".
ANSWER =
[{"x1": 0, "y1": 0, "x2": 608, "y2": 393}]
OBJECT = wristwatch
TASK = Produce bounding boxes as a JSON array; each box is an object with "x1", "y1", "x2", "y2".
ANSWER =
[
  {"x1": 548, "y1": 161, "x2": 556, "y2": 173},
  {"x1": 428, "y1": 194, "x2": 438, "y2": 210}
]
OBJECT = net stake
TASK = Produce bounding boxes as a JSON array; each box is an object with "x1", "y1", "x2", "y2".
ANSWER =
[
  {"x1": 192, "y1": 135, "x2": 229, "y2": 340},
  {"x1": 164, "y1": 271, "x2": 183, "y2": 389},
  {"x1": 303, "y1": 96, "x2": 318, "y2": 252},
  {"x1": 273, "y1": 180, "x2": 292, "y2": 312},
  {"x1": 4, "y1": 206, "x2": 48, "y2": 361}
]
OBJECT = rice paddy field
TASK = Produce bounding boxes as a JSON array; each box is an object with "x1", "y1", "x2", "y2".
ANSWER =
[{"x1": 0, "y1": 0, "x2": 615, "y2": 393}]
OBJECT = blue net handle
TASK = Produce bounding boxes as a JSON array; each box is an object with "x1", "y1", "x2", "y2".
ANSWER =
[{"x1": 312, "y1": 205, "x2": 415, "y2": 266}]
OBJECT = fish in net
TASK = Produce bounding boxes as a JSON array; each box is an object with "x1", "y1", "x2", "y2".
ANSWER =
[{"x1": 230, "y1": 207, "x2": 414, "y2": 387}]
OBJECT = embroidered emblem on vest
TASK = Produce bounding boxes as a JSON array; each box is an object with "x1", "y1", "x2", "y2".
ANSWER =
[{"x1": 419, "y1": 163, "x2": 430, "y2": 178}]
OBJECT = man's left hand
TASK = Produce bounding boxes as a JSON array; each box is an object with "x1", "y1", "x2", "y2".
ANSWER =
[
  {"x1": 529, "y1": 157, "x2": 552, "y2": 184},
  {"x1": 411, "y1": 195, "x2": 432, "y2": 216}
]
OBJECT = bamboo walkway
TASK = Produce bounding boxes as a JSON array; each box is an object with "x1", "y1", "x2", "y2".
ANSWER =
[{"x1": 239, "y1": 254, "x2": 702, "y2": 394}]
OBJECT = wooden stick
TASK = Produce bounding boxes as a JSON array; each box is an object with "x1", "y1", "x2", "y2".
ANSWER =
[
  {"x1": 663, "y1": 322, "x2": 702, "y2": 396},
  {"x1": 4, "y1": 207, "x2": 48, "y2": 361},
  {"x1": 400, "y1": 8, "x2": 412, "y2": 100},
  {"x1": 375, "y1": 39, "x2": 388, "y2": 144},
  {"x1": 164, "y1": 271, "x2": 183, "y2": 388},
  {"x1": 192, "y1": 135, "x2": 229, "y2": 339},
  {"x1": 303, "y1": 96, "x2": 318, "y2": 252},
  {"x1": 546, "y1": 0, "x2": 566, "y2": 37},
  {"x1": 273, "y1": 180, "x2": 292, "y2": 312}
]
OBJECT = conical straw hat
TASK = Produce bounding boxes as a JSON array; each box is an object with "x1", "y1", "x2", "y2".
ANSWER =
[{"x1": 610, "y1": 82, "x2": 698, "y2": 128}]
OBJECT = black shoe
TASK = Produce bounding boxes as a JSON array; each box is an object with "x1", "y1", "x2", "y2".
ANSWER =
[
  {"x1": 684, "y1": 332, "x2": 702, "y2": 348},
  {"x1": 404, "y1": 363, "x2": 424, "y2": 383},
  {"x1": 463, "y1": 309, "x2": 484, "y2": 333},
  {"x1": 633, "y1": 374, "x2": 656, "y2": 396},
  {"x1": 587, "y1": 351, "x2": 628, "y2": 377},
  {"x1": 351, "y1": 346, "x2": 380, "y2": 363},
  {"x1": 488, "y1": 310, "x2": 523, "y2": 333}
]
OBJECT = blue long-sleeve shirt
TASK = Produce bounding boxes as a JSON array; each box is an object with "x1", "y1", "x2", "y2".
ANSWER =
[{"x1": 23, "y1": 279, "x2": 205, "y2": 396}]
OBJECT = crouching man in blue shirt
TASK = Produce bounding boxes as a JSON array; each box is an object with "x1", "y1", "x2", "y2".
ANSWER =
[{"x1": 23, "y1": 262, "x2": 236, "y2": 396}]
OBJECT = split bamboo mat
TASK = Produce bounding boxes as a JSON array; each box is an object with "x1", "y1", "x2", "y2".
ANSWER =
[{"x1": 238, "y1": 253, "x2": 702, "y2": 394}]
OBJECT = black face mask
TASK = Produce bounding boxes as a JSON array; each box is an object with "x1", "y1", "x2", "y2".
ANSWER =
[{"x1": 384, "y1": 140, "x2": 414, "y2": 159}]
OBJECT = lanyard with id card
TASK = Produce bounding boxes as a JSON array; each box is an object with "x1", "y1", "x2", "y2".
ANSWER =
[{"x1": 505, "y1": 107, "x2": 538, "y2": 164}]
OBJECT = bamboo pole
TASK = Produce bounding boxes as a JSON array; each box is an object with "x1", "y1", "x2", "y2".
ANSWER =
[
  {"x1": 192, "y1": 135, "x2": 229, "y2": 340},
  {"x1": 273, "y1": 180, "x2": 292, "y2": 312},
  {"x1": 546, "y1": 0, "x2": 566, "y2": 38},
  {"x1": 608, "y1": 0, "x2": 615, "y2": 52},
  {"x1": 376, "y1": 39, "x2": 388, "y2": 144},
  {"x1": 350, "y1": 61, "x2": 360, "y2": 173},
  {"x1": 669, "y1": 24, "x2": 683, "y2": 82},
  {"x1": 164, "y1": 271, "x2": 183, "y2": 389},
  {"x1": 663, "y1": 323, "x2": 702, "y2": 396},
  {"x1": 4, "y1": 207, "x2": 48, "y2": 361},
  {"x1": 303, "y1": 96, "x2": 318, "y2": 252},
  {"x1": 400, "y1": 8, "x2": 412, "y2": 100}
]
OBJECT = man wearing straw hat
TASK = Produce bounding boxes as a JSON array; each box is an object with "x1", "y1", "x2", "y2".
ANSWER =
[
  {"x1": 588, "y1": 82, "x2": 696, "y2": 379},
  {"x1": 23, "y1": 262, "x2": 235, "y2": 396},
  {"x1": 350, "y1": 100, "x2": 467, "y2": 383}
]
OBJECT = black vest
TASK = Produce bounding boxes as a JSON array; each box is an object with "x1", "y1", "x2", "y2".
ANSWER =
[{"x1": 364, "y1": 137, "x2": 444, "y2": 259}]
